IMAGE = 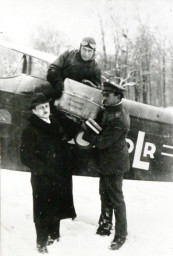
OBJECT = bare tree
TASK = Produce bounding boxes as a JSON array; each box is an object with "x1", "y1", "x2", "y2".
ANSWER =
[
  {"x1": 98, "y1": 13, "x2": 107, "y2": 69},
  {"x1": 31, "y1": 25, "x2": 65, "y2": 55}
]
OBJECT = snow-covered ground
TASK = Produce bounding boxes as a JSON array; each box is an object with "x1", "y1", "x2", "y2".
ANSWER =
[{"x1": 1, "y1": 169, "x2": 173, "y2": 256}]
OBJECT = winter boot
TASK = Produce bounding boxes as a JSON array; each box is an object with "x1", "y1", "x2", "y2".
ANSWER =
[
  {"x1": 47, "y1": 236, "x2": 54, "y2": 246},
  {"x1": 96, "y1": 224, "x2": 112, "y2": 236},
  {"x1": 47, "y1": 235, "x2": 60, "y2": 246},
  {"x1": 37, "y1": 244, "x2": 48, "y2": 254},
  {"x1": 109, "y1": 236, "x2": 126, "y2": 250}
]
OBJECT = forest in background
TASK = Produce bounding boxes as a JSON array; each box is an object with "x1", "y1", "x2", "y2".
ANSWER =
[{"x1": 1, "y1": 4, "x2": 173, "y2": 108}]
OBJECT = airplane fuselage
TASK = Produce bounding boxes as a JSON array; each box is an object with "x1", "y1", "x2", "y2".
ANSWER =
[{"x1": 0, "y1": 74, "x2": 173, "y2": 181}]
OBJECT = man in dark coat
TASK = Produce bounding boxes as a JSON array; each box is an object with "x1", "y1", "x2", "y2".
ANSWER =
[
  {"x1": 46, "y1": 37, "x2": 102, "y2": 139},
  {"x1": 20, "y1": 92, "x2": 76, "y2": 253},
  {"x1": 83, "y1": 81, "x2": 130, "y2": 250},
  {"x1": 47, "y1": 37, "x2": 101, "y2": 99}
]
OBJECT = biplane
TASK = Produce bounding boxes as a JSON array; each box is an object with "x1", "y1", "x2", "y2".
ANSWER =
[{"x1": 0, "y1": 40, "x2": 173, "y2": 181}]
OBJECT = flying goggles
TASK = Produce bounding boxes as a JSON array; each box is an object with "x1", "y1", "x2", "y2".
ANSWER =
[{"x1": 81, "y1": 40, "x2": 96, "y2": 50}]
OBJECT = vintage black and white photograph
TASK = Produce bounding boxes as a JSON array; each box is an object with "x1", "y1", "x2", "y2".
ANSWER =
[{"x1": 0, "y1": 0, "x2": 173, "y2": 255}]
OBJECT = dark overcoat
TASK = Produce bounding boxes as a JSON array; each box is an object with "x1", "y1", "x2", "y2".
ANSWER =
[
  {"x1": 47, "y1": 50, "x2": 101, "y2": 87},
  {"x1": 83, "y1": 103, "x2": 130, "y2": 176},
  {"x1": 20, "y1": 114, "x2": 76, "y2": 223}
]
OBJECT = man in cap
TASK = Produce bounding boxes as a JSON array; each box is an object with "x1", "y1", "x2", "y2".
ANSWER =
[
  {"x1": 47, "y1": 37, "x2": 101, "y2": 98},
  {"x1": 20, "y1": 92, "x2": 76, "y2": 253},
  {"x1": 83, "y1": 81, "x2": 130, "y2": 250}
]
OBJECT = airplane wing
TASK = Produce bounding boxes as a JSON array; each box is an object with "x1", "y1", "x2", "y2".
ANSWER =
[{"x1": 0, "y1": 39, "x2": 57, "y2": 63}]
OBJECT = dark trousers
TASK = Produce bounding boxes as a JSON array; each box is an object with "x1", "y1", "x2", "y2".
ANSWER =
[
  {"x1": 99, "y1": 175, "x2": 127, "y2": 237},
  {"x1": 35, "y1": 217, "x2": 60, "y2": 246}
]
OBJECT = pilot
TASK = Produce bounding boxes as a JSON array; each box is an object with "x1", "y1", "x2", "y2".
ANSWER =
[
  {"x1": 20, "y1": 92, "x2": 76, "y2": 253},
  {"x1": 47, "y1": 37, "x2": 101, "y2": 98},
  {"x1": 82, "y1": 81, "x2": 130, "y2": 250}
]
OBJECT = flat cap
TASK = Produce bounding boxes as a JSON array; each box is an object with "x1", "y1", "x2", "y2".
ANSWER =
[{"x1": 103, "y1": 81, "x2": 126, "y2": 94}]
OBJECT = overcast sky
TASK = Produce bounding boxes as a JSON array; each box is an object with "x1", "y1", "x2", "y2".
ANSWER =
[{"x1": 0, "y1": 0, "x2": 173, "y2": 53}]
